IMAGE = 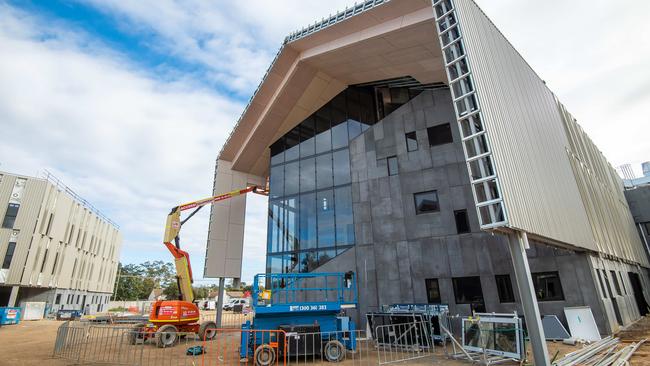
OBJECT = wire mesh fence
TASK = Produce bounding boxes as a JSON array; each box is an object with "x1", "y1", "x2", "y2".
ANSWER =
[
  {"x1": 374, "y1": 321, "x2": 434, "y2": 365},
  {"x1": 53, "y1": 319, "x2": 441, "y2": 365}
]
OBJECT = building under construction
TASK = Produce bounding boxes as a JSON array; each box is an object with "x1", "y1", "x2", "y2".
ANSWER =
[{"x1": 205, "y1": 0, "x2": 650, "y2": 338}]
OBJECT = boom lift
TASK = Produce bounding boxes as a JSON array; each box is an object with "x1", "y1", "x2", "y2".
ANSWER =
[{"x1": 130, "y1": 185, "x2": 267, "y2": 347}]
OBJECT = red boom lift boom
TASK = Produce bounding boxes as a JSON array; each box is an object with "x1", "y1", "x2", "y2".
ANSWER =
[{"x1": 129, "y1": 185, "x2": 267, "y2": 347}]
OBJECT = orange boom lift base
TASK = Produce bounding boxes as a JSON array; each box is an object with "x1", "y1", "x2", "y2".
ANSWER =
[{"x1": 128, "y1": 185, "x2": 268, "y2": 347}]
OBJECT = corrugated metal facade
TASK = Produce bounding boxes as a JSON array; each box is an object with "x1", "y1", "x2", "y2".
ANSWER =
[
  {"x1": 0, "y1": 172, "x2": 121, "y2": 294},
  {"x1": 559, "y1": 104, "x2": 649, "y2": 266},
  {"x1": 438, "y1": 0, "x2": 647, "y2": 266}
]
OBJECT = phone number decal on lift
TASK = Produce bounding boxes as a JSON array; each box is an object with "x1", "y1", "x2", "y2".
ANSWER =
[{"x1": 288, "y1": 305, "x2": 328, "y2": 311}]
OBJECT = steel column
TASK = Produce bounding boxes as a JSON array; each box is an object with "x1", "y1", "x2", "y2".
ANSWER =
[
  {"x1": 507, "y1": 231, "x2": 550, "y2": 366},
  {"x1": 215, "y1": 277, "x2": 226, "y2": 327}
]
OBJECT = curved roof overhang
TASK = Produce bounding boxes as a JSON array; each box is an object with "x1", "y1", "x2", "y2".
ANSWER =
[{"x1": 219, "y1": 0, "x2": 446, "y2": 177}]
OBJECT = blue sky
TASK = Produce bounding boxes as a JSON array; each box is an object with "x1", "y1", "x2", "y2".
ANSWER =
[{"x1": 1, "y1": 0, "x2": 649, "y2": 284}]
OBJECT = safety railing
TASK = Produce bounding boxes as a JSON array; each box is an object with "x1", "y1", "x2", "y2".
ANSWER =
[
  {"x1": 282, "y1": 329, "x2": 374, "y2": 365},
  {"x1": 53, "y1": 320, "x2": 444, "y2": 365},
  {"x1": 375, "y1": 321, "x2": 434, "y2": 365},
  {"x1": 202, "y1": 328, "x2": 287, "y2": 366},
  {"x1": 53, "y1": 322, "x2": 204, "y2": 366}
]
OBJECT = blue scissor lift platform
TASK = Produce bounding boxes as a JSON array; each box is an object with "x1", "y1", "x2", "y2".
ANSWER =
[{"x1": 241, "y1": 272, "x2": 358, "y2": 364}]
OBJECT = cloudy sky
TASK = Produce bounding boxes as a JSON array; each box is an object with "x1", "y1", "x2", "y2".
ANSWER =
[{"x1": 1, "y1": 0, "x2": 648, "y2": 284}]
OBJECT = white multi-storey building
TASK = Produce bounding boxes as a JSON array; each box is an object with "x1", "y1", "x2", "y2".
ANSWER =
[{"x1": 0, "y1": 171, "x2": 122, "y2": 314}]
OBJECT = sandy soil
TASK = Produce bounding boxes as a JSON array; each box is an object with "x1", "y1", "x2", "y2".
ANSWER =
[{"x1": 1, "y1": 316, "x2": 650, "y2": 365}]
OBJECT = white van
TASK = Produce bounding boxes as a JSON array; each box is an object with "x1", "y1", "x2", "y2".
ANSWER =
[{"x1": 222, "y1": 298, "x2": 249, "y2": 311}]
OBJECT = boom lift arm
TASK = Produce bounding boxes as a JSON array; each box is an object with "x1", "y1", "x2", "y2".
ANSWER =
[{"x1": 163, "y1": 185, "x2": 268, "y2": 303}]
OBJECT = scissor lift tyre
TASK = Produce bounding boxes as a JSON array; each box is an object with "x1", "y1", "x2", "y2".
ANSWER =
[
  {"x1": 254, "y1": 344, "x2": 276, "y2": 366},
  {"x1": 324, "y1": 340, "x2": 346, "y2": 362}
]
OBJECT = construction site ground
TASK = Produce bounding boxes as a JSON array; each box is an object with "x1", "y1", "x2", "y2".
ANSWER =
[{"x1": 1, "y1": 316, "x2": 650, "y2": 366}]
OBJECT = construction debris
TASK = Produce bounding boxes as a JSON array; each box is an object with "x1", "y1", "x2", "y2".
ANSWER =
[{"x1": 552, "y1": 335, "x2": 648, "y2": 366}]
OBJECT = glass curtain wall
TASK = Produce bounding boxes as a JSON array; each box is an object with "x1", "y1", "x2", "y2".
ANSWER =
[{"x1": 267, "y1": 86, "x2": 375, "y2": 274}]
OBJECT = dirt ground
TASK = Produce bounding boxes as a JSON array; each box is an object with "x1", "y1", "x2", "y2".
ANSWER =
[{"x1": 1, "y1": 316, "x2": 650, "y2": 365}]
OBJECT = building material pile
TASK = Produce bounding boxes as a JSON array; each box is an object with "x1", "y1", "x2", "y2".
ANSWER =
[{"x1": 552, "y1": 336, "x2": 647, "y2": 366}]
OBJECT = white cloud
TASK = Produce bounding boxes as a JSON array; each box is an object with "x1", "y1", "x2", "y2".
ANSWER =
[
  {"x1": 78, "y1": 0, "x2": 354, "y2": 93},
  {"x1": 0, "y1": 4, "x2": 262, "y2": 282}
]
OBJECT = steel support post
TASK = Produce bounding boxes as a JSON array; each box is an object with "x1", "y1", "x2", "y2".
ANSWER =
[
  {"x1": 215, "y1": 277, "x2": 226, "y2": 327},
  {"x1": 8, "y1": 286, "x2": 19, "y2": 307},
  {"x1": 507, "y1": 231, "x2": 550, "y2": 366}
]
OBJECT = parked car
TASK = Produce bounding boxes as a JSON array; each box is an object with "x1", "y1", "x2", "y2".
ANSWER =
[{"x1": 222, "y1": 298, "x2": 248, "y2": 311}]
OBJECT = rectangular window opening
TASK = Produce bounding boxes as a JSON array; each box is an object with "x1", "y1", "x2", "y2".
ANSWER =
[
  {"x1": 427, "y1": 123, "x2": 454, "y2": 147},
  {"x1": 405, "y1": 131, "x2": 418, "y2": 152},
  {"x1": 2, "y1": 203, "x2": 20, "y2": 229},
  {"x1": 452, "y1": 276, "x2": 484, "y2": 306},
  {"x1": 495, "y1": 274, "x2": 515, "y2": 303},
  {"x1": 414, "y1": 190, "x2": 439, "y2": 214},
  {"x1": 454, "y1": 209, "x2": 470, "y2": 233},
  {"x1": 387, "y1": 156, "x2": 398, "y2": 176},
  {"x1": 532, "y1": 271, "x2": 564, "y2": 301},
  {"x1": 425, "y1": 278, "x2": 441, "y2": 303}
]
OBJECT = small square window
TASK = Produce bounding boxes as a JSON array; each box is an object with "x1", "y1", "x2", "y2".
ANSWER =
[
  {"x1": 495, "y1": 274, "x2": 515, "y2": 303},
  {"x1": 454, "y1": 209, "x2": 470, "y2": 233},
  {"x1": 452, "y1": 276, "x2": 484, "y2": 305},
  {"x1": 387, "y1": 156, "x2": 398, "y2": 176},
  {"x1": 405, "y1": 132, "x2": 418, "y2": 152},
  {"x1": 427, "y1": 123, "x2": 454, "y2": 146},
  {"x1": 425, "y1": 278, "x2": 441, "y2": 303},
  {"x1": 414, "y1": 191, "x2": 439, "y2": 214}
]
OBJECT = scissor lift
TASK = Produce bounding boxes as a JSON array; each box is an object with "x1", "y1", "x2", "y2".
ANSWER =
[{"x1": 241, "y1": 272, "x2": 358, "y2": 365}]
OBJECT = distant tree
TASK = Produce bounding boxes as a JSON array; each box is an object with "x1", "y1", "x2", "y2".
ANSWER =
[{"x1": 113, "y1": 261, "x2": 179, "y2": 300}]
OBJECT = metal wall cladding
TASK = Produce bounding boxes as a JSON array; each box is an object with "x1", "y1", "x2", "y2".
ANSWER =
[
  {"x1": 205, "y1": 159, "x2": 265, "y2": 279},
  {"x1": 559, "y1": 104, "x2": 649, "y2": 266},
  {"x1": 0, "y1": 173, "x2": 121, "y2": 292},
  {"x1": 452, "y1": 0, "x2": 597, "y2": 251}
]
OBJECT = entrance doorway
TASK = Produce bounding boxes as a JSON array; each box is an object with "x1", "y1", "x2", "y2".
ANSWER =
[{"x1": 628, "y1": 272, "x2": 649, "y2": 316}]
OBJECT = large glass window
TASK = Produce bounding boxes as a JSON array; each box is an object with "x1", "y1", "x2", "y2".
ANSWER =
[
  {"x1": 299, "y1": 158, "x2": 316, "y2": 193},
  {"x1": 299, "y1": 193, "x2": 317, "y2": 250},
  {"x1": 335, "y1": 186, "x2": 354, "y2": 246},
  {"x1": 317, "y1": 189, "x2": 335, "y2": 248},
  {"x1": 333, "y1": 149, "x2": 351, "y2": 186},
  {"x1": 284, "y1": 162, "x2": 299, "y2": 196},
  {"x1": 267, "y1": 86, "x2": 377, "y2": 273},
  {"x1": 316, "y1": 154, "x2": 333, "y2": 190}
]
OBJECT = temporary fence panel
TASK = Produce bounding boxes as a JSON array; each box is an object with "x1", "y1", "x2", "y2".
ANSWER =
[
  {"x1": 283, "y1": 329, "x2": 374, "y2": 365},
  {"x1": 23, "y1": 301, "x2": 46, "y2": 320},
  {"x1": 375, "y1": 321, "x2": 434, "y2": 365},
  {"x1": 202, "y1": 328, "x2": 287, "y2": 366},
  {"x1": 53, "y1": 322, "x2": 206, "y2": 366},
  {"x1": 461, "y1": 314, "x2": 524, "y2": 360},
  {"x1": 368, "y1": 304, "x2": 450, "y2": 344}
]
